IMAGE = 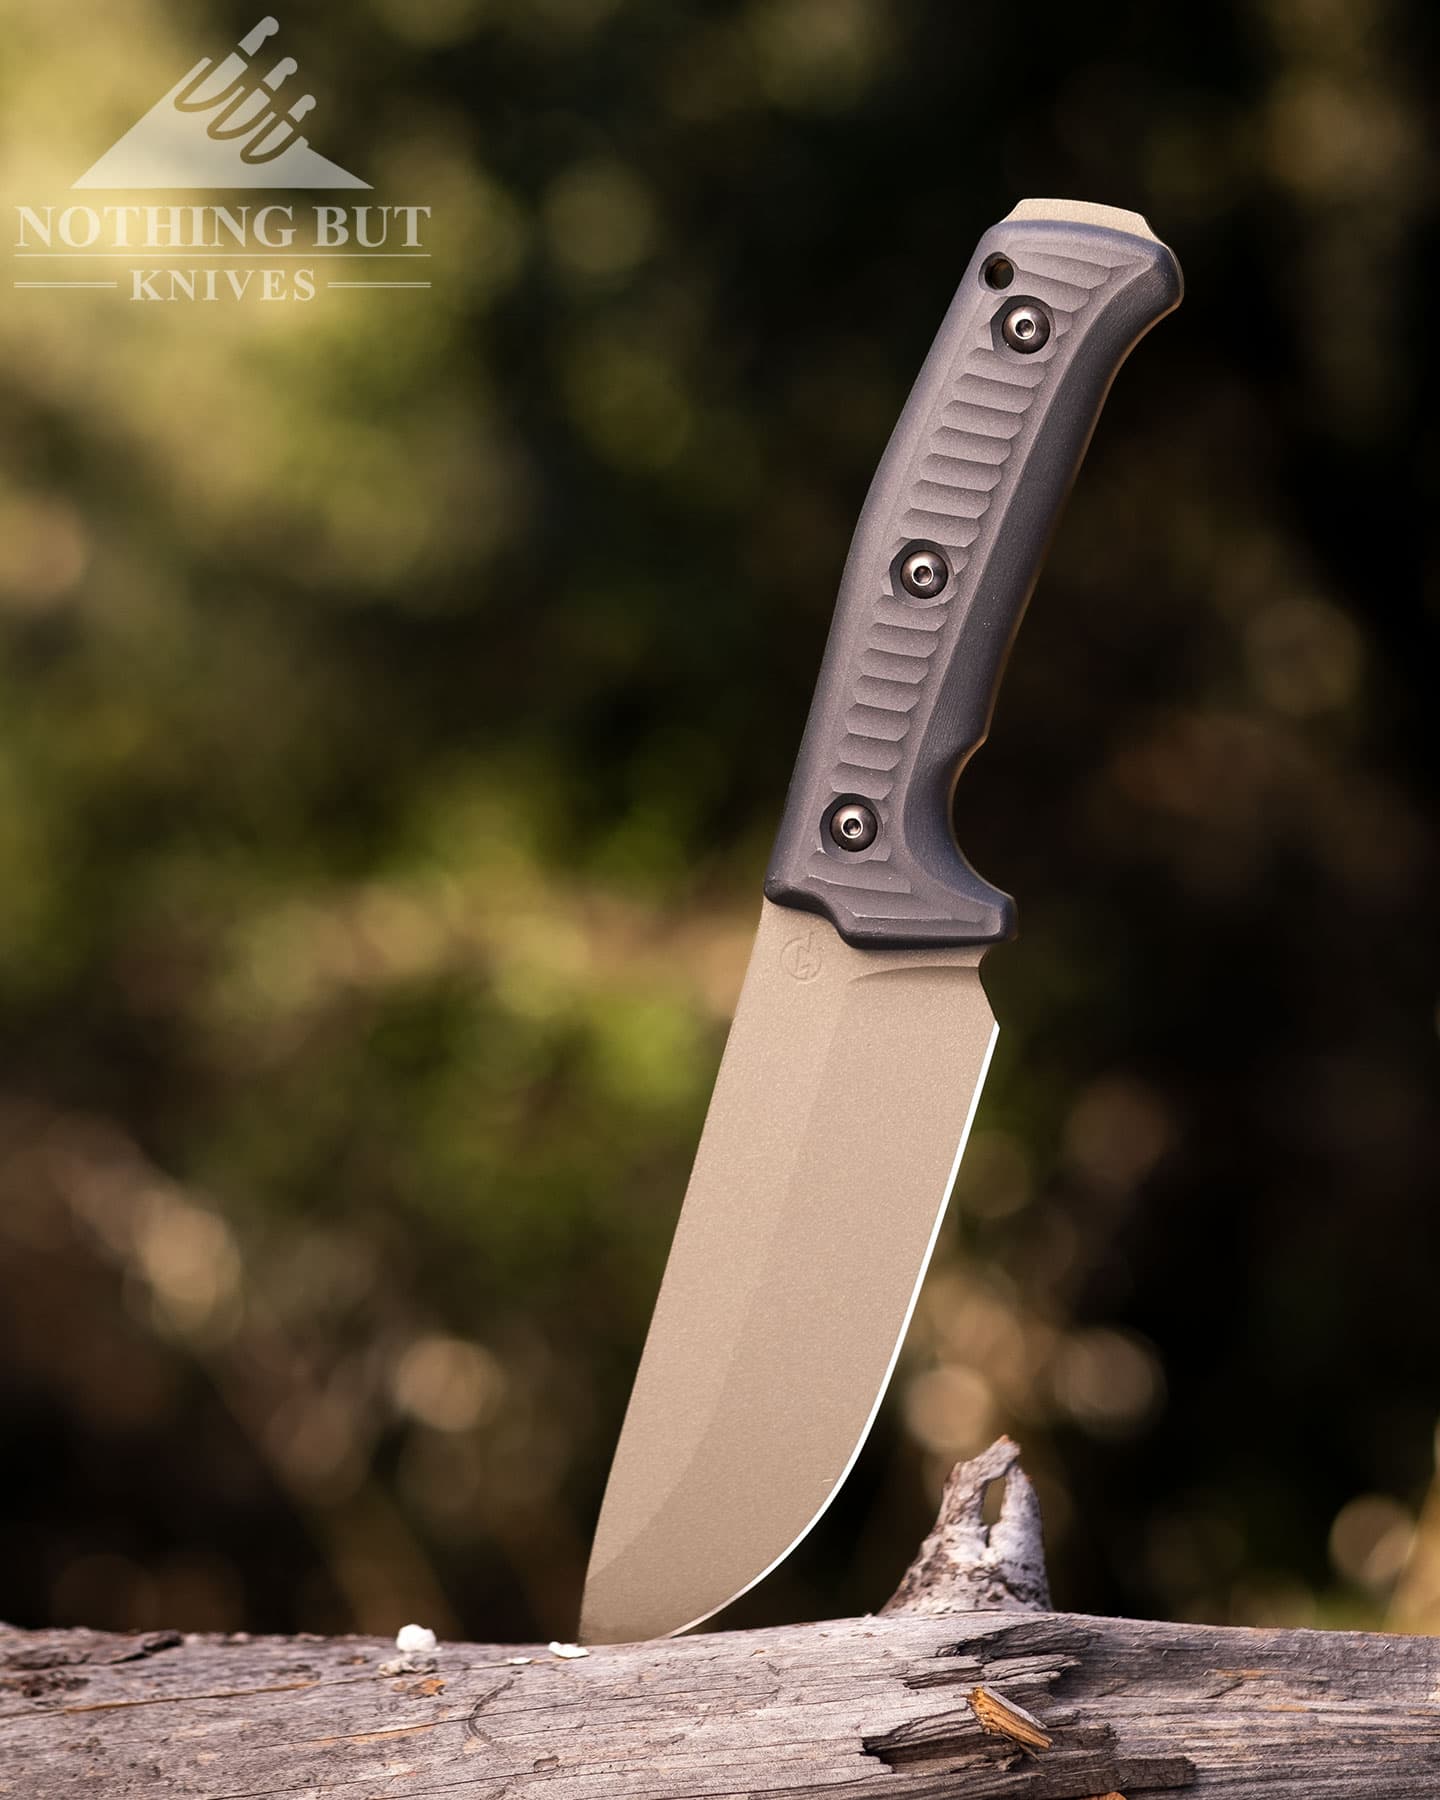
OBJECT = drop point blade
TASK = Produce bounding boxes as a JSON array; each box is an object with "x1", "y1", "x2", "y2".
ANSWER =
[{"x1": 579, "y1": 902, "x2": 996, "y2": 1644}]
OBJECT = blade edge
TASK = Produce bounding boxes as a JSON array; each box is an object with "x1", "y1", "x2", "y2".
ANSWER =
[
  {"x1": 656, "y1": 1016, "x2": 999, "y2": 1638},
  {"x1": 580, "y1": 905, "x2": 999, "y2": 1644}
]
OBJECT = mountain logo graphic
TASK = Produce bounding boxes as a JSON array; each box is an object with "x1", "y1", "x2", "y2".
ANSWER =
[{"x1": 73, "y1": 16, "x2": 369, "y2": 191}]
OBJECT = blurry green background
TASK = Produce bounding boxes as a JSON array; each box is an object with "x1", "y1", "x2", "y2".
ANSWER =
[{"x1": 0, "y1": 0, "x2": 1436, "y2": 1645}]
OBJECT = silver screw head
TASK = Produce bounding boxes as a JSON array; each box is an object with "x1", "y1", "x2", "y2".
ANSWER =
[
  {"x1": 1001, "y1": 303, "x2": 1050, "y2": 353},
  {"x1": 828, "y1": 801, "x2": 878, "y2": 852},
  {"x1": 900, "y1": 547, "x2": 949, "y2": 598}
]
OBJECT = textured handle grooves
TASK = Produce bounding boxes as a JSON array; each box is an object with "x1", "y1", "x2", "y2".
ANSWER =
[{"x1": 764, "y1": 199, "x2": 1182, "y2": 949}]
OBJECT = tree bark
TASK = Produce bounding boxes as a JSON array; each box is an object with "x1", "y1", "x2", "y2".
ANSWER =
[{"x1": 6, "y1": 1443, "x2": 1439, "y2": 1798}]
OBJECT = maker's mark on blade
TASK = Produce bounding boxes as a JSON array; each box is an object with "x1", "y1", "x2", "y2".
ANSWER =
[{"x1": 579, "y1": 903, "x2": 999, "y2": 1643}]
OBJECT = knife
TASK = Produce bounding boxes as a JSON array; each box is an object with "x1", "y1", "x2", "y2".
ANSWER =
[{"x1": 580, "y1": 198, "x2": 1182, "y2": 1645}]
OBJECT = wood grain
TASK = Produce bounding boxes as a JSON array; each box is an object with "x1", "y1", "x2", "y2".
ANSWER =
[
  {"x1": 883, "y1": 1436, "x2": 1052, "y2": 1616},
  {"x1": 4, "y1": 1608, "x2": 1440, "y2": 1798}
]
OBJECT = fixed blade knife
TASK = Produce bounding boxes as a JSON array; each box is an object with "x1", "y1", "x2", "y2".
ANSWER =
[{"x1": 580, "y1": 198, "x2": 1182, "y2": 1645}]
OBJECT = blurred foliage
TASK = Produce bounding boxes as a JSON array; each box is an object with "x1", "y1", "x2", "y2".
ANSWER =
[{"x1": 0, "y1": 0, "x2": 1436, "y2": 1644}]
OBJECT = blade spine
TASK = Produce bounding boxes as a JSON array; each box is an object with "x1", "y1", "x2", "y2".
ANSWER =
[{"x1": 658, "y1": 1013, "x2": 1001, "y2": 1639}]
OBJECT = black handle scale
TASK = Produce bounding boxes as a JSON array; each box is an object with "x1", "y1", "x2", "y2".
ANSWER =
[{"x1": 764, "y1": 199, "x2": 1182, "y2": 949}]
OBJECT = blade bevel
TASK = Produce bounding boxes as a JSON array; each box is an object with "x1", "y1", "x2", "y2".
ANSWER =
[{"x1": 579, "y1": 900, "x2": 997, "y2": 1644}]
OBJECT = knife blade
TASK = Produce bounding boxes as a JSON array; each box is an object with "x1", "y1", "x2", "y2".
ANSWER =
[{"x1": 580, "y1": 198, "x2": 1182, "y2": 1645}]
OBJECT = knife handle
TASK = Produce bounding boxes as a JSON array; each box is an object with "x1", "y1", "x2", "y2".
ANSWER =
[{"x1": 764, "y1": 199, "x2": 1182, "y2": 950}]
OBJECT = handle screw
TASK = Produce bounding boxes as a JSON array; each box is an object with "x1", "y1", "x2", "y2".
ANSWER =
[
  {"x1": 900, "y1": 547, "x2": 949, "y2": 598},
  {"x1": 1001, "y1": 303, "x2": 1050, "y2": 353},
  {"x1": 829, "y1": 801, "x2": 878, "y2": 852}
]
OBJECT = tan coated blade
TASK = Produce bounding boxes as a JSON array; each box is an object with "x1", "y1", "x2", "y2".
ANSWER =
[{"x1": 580, "y1": 900, "x2": 997, "y2": 1644}]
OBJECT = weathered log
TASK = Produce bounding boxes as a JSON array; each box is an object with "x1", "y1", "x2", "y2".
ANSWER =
[
  {"x1": 5, "y1": 1608, "x2": 1440, "y2": 1798},
  {"x1": 5, "y1": 1443, "x2": 1439, "y2": 1797}
]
